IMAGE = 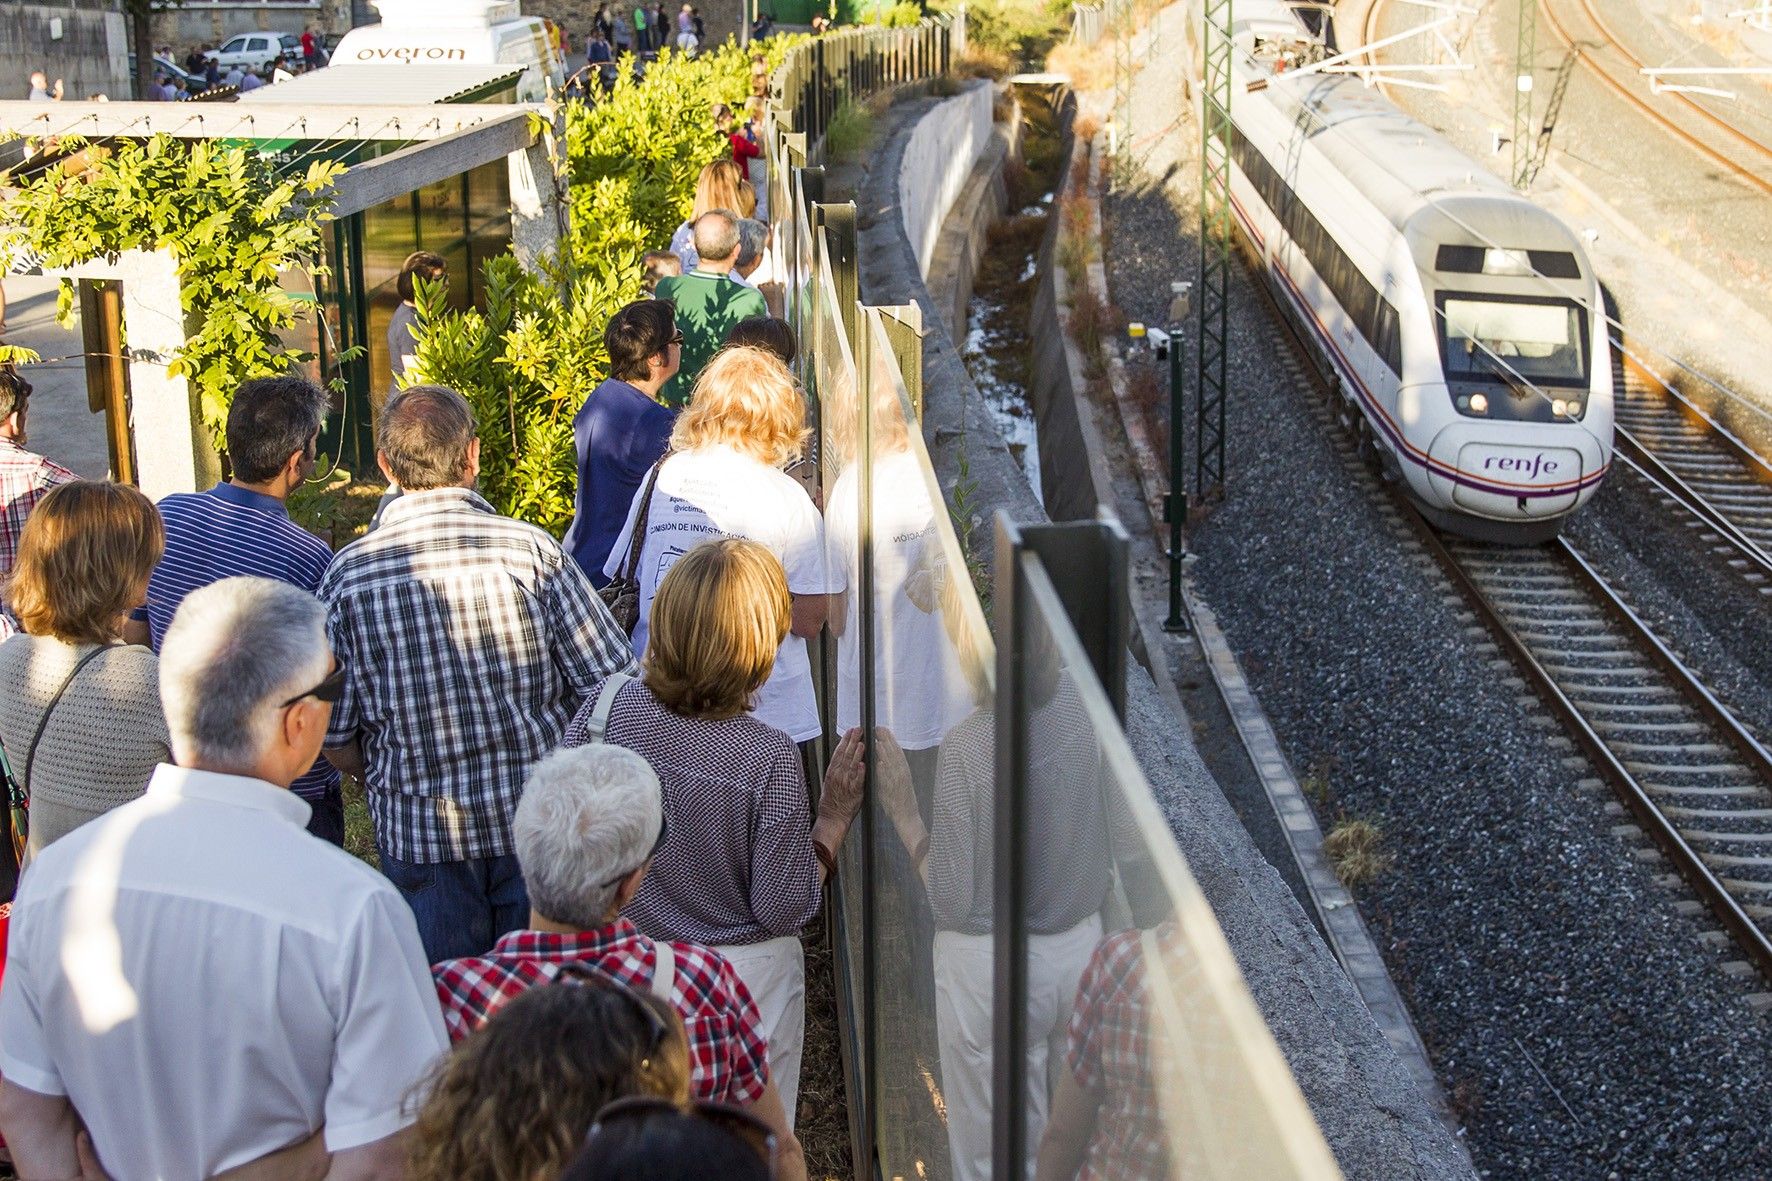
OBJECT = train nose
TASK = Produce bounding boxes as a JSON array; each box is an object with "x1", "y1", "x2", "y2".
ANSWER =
[{"x1": 1427, "y1": 422, "x2": 1602, "y2": 520}]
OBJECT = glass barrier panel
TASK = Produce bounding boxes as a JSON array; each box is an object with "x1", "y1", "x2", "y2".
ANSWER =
[
  {"x1": 1014, "y1": 555, "x2": 1343, "y2": 1181},
  {"x1": 809, "y1": 223, "x2": 870, "y2": 1128},
  {"x1": 861, "y1": 308, "x2": 995, "y2": 1181}
]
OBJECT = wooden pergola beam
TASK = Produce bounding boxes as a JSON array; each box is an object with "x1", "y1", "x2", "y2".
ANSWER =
[
  {"x1": 0, "y1": 100, "x2": 538, "y2": 144},
  {"x1": 323, "y1": 110, "x2": 537, "y2": 217}
]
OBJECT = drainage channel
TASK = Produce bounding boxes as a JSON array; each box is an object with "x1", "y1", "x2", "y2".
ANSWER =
[{"x1": 960, "y1": 93, "x2": 1064, "y2": 503}]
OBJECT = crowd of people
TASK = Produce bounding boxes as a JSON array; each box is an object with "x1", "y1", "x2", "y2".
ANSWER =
[{"x1": 0, "y1": 145, "x2": 1173, "y2": 1177}]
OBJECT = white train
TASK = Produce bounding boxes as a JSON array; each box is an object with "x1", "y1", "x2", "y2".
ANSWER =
[{"x1": 1188, "y1": 0, "x2": 1614, "y2": 541}]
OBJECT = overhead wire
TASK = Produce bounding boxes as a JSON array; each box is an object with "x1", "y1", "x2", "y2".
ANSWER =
[
  {"x1": 1272, "y1": 9, "x2": 1772, "y2": 427},
  {"x1": 1254, "y1": 23, "x2": 1767, "y2": 454}
]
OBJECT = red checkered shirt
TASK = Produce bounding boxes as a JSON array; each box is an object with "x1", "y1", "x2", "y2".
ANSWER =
[
  {"x1": 1065, "y1": 925, "x2": 1179, "y2": 1180},
  {"x1": 0, "y1": 438, "x2": 75, "y2": 582},
  {"x1": 431, "y1": 920, "x2": 770, "y2": 1105}
]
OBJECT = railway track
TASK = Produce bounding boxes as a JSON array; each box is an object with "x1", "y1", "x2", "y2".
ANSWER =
[
  {"x1": 1537, "y1": 0, "x2": 1772, "y2": 196},
  {"x1": 1357, "y1": 0, "x2": 1772, "y2": 195},
  {"x1": 1220, "y1": 225, "x2": 1772, "y2": 989},
  {"x1": 1610, "y1": 352, "x2": 1772, "y2": 589},
  {"x1": 1422, "y1": 530, "x2": 1772, "y2": 985}
]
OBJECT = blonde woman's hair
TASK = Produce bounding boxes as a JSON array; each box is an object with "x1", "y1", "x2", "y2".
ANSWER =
[
  {"x1": 692, "y1": 159, "x2": 757, "y2": 221},
  {"x1": 7, "y1": 480, "x2": 163, "y2": 646},
  {"x1": 644, "y1": 538, "x2": 791, "y2": 719},
  {"x1": 671, "y1": 345, "x2": 809, "y2": 468}
]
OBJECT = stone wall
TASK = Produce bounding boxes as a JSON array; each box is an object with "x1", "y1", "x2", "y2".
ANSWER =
[
  {"x1": 3, "y1": 3, "x2": 128, "y2": 102},
  {"x1": 150, "y1": 1, "x2": 348, "y2": 60},
  {"x1": 897, "y1": 80, "x2": 994, "y2": 278}
]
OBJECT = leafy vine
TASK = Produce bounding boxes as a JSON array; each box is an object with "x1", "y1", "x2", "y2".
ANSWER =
[{"x1": 0, "y1": 134, "x2": 343, "y2": 448}]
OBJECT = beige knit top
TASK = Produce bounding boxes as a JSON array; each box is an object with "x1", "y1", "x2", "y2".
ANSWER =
[{"x1": 0, "y1": 634, "x2": 170, "y2": 860}]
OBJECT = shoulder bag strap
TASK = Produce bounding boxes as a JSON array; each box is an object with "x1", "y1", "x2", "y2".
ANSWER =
[
  {"x1": 583, "y1": 671, "x2": 636, "y2": 744},
  {"x1": 620, "y1": 457, "x2": 667, "y2": 586},
  {"x1": 648, "y1": 937, "x2": 676, "y2": 1002},
  {"x1": 23, "y1": 645, "x2": 110, "y2": 793}
]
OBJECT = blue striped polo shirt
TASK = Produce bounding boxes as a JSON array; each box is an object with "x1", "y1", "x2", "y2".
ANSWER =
[{"x1": 143, "y1": 482, "x2": 339, "y2": 801}]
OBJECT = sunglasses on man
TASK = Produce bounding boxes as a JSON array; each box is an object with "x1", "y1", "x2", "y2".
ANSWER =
[{"x1": 281, "y1": 659, "x2": 348, "y2": 708}]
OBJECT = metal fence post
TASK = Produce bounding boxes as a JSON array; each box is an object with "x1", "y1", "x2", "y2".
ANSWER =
[
  {"x1": 814, "y1": 201, "x2": 860, "y2": 356},
  {"x1": 855, "y1": 313, "x2": 880, "y2": 1181},
  {"x1": 877, "y1": 302, "x2": 925, "y2": 419},
  {"x1": 992, "y1": 512, "x2": 1131, "y2": 1181},
  {"x1": 1017, "y1": 519, "x2": 1131, "y2": 719},
  {"x1": 992, "y1": 514, "x2": 1033, "y2": 1181}
]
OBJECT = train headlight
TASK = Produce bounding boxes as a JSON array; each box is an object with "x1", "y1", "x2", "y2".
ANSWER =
[
  {"x1": 1469, "y1": 393, "x2": 1489, "y2": 414},
  {"x1": 1552, "y1": 399, "x2": 1568, "y2": 417}
]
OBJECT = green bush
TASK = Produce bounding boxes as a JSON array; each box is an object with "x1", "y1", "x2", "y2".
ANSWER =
[
  {"x1": 824, "y1": 95, "x2": 875, "y2": 160},
  {"x1": 0, "y1": 137, "x2": 342, "y2": 448},
  {"x1": 935, "y1": 0, "x2": 1070, "y2": 66},
  {"x1": 414, "y1": 41, "x2": 798, "y2": 532}
]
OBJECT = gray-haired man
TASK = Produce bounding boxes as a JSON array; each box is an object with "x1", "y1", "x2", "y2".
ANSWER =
[
  {"x1": 430, "y1": 744, "x2": 809, "y2": 1181},
  {"x1": 654, "y1": 209, "x2": 767, "y2": 408},
  {"x1": 0, "y1": 576, "x2": 447, "y2": 1179}
]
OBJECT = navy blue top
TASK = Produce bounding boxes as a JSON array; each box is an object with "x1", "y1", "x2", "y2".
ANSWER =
[
  {"x1": 563, "y1": 377, "x2": 675, "y2": 587},
  {"x1": 141, "y1": 481, "x2": 340, "y2": 802}
]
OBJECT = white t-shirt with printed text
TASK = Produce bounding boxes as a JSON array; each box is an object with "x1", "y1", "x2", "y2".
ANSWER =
[
  {"x1": 605, "y1": 443, "x2": 840, "y2": 741},
  {"x1": 825, "y1": 452, "x2": 978, "y2": 749}
]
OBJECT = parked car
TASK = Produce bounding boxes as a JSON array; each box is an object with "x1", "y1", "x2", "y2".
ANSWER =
[
  {"x1": 126, "y1": 54, "x2": 209, "y2": 98},
  {"x1": 206, "y1": 32, "x2": 301, "y2": 71}
]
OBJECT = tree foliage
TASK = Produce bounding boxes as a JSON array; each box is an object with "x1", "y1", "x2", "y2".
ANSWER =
[
  {"x1": 412, "y1": 41, "x2": 797, "y2": 534},
  {"x1": 0, "y1": 136, "x2": 342, "y2": 448}
]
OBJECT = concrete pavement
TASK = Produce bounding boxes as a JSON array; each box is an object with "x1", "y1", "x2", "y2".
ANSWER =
[{"x1": 3, "y1": 272, "x2": 113, "y2": 478}]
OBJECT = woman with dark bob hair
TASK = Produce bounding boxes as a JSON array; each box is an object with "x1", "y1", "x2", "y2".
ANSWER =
[
  {"x1": 407, "y1": 967, "x2": 691, "y2": 1181},
  {"x1": 0, "y1": 480, "x2": 168, "y2": 863},
  {"x1": 566, "y1": 537, "x2": 864, "y2": 1127}
]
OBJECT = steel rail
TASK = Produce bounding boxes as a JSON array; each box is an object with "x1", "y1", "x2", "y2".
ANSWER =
[
  {"x1": 1574, "y1": 0, "x2": 1772, "y2": 174},
  {"x1": 1617, "y1": 348, "x2": 1772, "y2": 484},
  {"x1": 1408, "y1": 514, "x2": 1772, "y2": 985},
  {"x1": 1538, "y1": 0, "x2": 1772, "y2": 196},
  {"x1": 1612, "y1": 438, "x2": 1772, "y2": 579}
]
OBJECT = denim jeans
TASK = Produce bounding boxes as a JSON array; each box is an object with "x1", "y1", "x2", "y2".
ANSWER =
[{"x1": 376, "y1": 841, "x2": 530, "y2": 963}]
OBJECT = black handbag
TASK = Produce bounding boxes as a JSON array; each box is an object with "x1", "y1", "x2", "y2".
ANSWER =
[{"x1": 598, "y1": 458, "x2": 666, "y2": 635}]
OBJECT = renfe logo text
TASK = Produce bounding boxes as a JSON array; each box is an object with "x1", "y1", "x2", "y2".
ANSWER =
[
  {"x1": 1483, "y1": 453, "x2": 1560, "y2": 478},
  {"x1": 355, "y1": 46, "x2": 469, "y2": 62}
]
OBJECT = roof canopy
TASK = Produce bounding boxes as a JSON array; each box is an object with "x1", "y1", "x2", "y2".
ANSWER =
[{"x1": 235, "y1": 64, "x2": 525, "y2": 107}]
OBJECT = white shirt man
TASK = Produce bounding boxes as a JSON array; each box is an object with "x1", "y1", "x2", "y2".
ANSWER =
[{"x1": 0, "y1": 576, "x2": 447, "y2": 1179}]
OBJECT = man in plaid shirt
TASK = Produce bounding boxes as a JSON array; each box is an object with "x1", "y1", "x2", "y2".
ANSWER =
[
  {"x1": 321, "y1": 385, "x2": 636, "y2": 963},
  {"x1": 1038, "y1": 923, "x2": 1181, "y2": 1180},
  {"x1": 0, "y1": 366, "x2": 75, "y2": 590},
  {"x1": 431, "y1": 745, "x2": 808, "y2": 1181}
]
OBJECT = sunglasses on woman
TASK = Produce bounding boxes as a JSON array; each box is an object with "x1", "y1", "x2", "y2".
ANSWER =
[
  {"x1": 584, "y1": 1095, "x2": 779, "y2": 1177},
  {"x1": 550, "y1": 961, "x2": 671, "y2": 1064}
]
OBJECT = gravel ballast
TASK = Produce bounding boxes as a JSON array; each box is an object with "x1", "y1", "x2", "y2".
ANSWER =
[{"x1": 1104, "y1": 5, "x2": 1772, "y2": 1177}]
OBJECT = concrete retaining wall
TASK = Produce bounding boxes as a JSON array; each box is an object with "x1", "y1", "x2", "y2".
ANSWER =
[
  {"x1": 3, "y1": 4, "x2": 127, "y2": 102},
  {"x1": 856, "y1": 90, "x2": 1473, "y2": 1180},
  {"x1": 898, "y1": 81, "x2": 994, "y2": 279}
]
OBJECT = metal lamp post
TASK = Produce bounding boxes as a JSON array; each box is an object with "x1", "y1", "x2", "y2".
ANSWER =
[{"x1": 1128, "y1": 279, "x2": 1194, "y2": 634}]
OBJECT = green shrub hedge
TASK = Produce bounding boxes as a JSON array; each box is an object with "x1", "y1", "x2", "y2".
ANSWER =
[{"x1": 412, "y1": 40, "x2": 799, "y2": 534}]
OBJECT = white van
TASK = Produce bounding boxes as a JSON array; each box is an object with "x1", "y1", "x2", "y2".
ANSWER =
[{"x1": 332, "y1": 0, "x2": 564, "y2": 101}]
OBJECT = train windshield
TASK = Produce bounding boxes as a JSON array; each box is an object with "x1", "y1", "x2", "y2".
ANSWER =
[{"x1": 1440, "y1": 297, "x2": 1588, "y2": 386}]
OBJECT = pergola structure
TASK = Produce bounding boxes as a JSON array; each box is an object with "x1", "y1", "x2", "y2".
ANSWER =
[{"x1": 0, "y1": 76, "x2": 565, "y2": 499}]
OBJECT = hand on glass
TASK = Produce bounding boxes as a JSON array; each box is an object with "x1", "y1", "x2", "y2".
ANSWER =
[
  {"x1": 820, "y1": 727, "x2": 865, "y2": 824},
  {"x1": 871, "y1": 727, "x2": 923, "y2": 846}
]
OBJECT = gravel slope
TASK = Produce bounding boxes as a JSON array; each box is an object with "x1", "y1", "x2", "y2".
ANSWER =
[{"x1": 1107, "y1": 6, "x2": 1772, "y2": 1177}]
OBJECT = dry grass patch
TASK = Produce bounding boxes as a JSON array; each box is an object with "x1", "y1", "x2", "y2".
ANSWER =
[{"x1": 1323, "y1": 818, "x2": 1394, "y2": 888}]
